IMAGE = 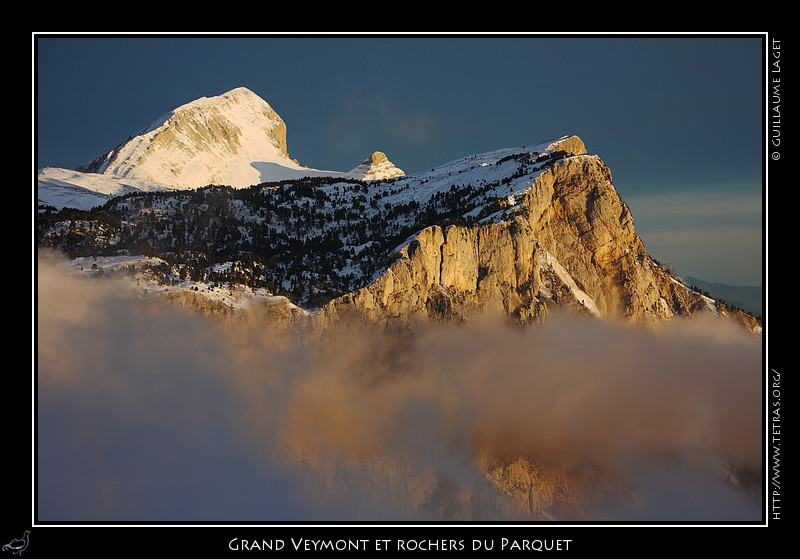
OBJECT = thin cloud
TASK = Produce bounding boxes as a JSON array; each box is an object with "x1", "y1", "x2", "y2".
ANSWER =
[
  {"x1": 624, "y1": 185, "x2": 762, "y2": 284},
  {"x1": 626, "y1": 187, "x2": 762, "y2": 224}
]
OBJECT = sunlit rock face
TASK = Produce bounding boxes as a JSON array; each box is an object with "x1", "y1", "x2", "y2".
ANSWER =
[
  {"x1": 345, "y1": 151, "x2": 405, "y2": 181},
  {"x1": 319, "y1": 137, "x2": 718, "y2": 329}
]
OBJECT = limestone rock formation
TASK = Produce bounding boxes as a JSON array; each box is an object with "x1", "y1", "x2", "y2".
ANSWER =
[
  {"x1": 319, "y1": 139, "x2": 725, "y2": 330},
  {"x1": 346, "y1": 151, "x2": 405, "y2": 180}
]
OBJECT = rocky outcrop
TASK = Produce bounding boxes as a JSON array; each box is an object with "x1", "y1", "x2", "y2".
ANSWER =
[
  {"x1": 318, "y1": 143, "x2": 716, "y2": 328},
  {"x1": 346, "y1": 151, "x2": 405, "y2": 180},
  {"x1": 157, "y1": 289, "x2": 236, "y2": 318},
  {"x1": 156, "y1": 289, "x2": 308, "y2": 328}
]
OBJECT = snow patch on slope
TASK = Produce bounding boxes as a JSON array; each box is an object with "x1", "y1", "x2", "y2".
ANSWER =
[
  {"x1": 37, "y1": 167, "x2": 179, "y2": 210},
  {"x1": 540, "y1": 249, "x2": 601, "y2": 317}
]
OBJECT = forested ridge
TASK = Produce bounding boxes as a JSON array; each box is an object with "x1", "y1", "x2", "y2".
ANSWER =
[{"x1": 37, "y1": 150, "x2": 568, "y2": 308}]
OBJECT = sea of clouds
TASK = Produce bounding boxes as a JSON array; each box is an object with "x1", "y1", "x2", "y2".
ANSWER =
[{"x1": 36, "y1": 248, "x2": 763, "y2": 523}]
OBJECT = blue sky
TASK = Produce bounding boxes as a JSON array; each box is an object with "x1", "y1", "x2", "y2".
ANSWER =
[{"x1": 34, "y1": 34, "x2": 764, "y2": 286}]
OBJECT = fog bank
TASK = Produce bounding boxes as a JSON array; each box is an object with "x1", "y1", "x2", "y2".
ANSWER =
[{"x1": 36, "y1": 250, "x2": 762, "y2": 522}]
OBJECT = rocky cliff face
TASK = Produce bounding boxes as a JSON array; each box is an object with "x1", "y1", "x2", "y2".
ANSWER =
[{"x1": 318, "y1": 136, "x2": 721, "y2": 330}]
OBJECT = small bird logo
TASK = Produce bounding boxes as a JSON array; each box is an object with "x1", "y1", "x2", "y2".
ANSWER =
[{"x1": 2, "y1": 531, "x2": 29, "y2": 555}]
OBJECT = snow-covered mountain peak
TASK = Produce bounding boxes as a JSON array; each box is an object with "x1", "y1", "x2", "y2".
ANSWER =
[
  {"x1": 345, "y1": 151, "x2": 405, "y2": 181},
  {"x1": 141, "y1": 86, "x2": 277, "y2": 136},
  {"x1": 39, "y1": 87, "x2": 417, "y2": 209},
  {"x1": 74, "y1": 87, "x2": 319, "y2": 190}
]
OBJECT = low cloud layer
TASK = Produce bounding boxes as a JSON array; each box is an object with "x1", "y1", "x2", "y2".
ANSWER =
[{"x1": 35, "y1": 250, "x2": 763, "y2": 522}]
